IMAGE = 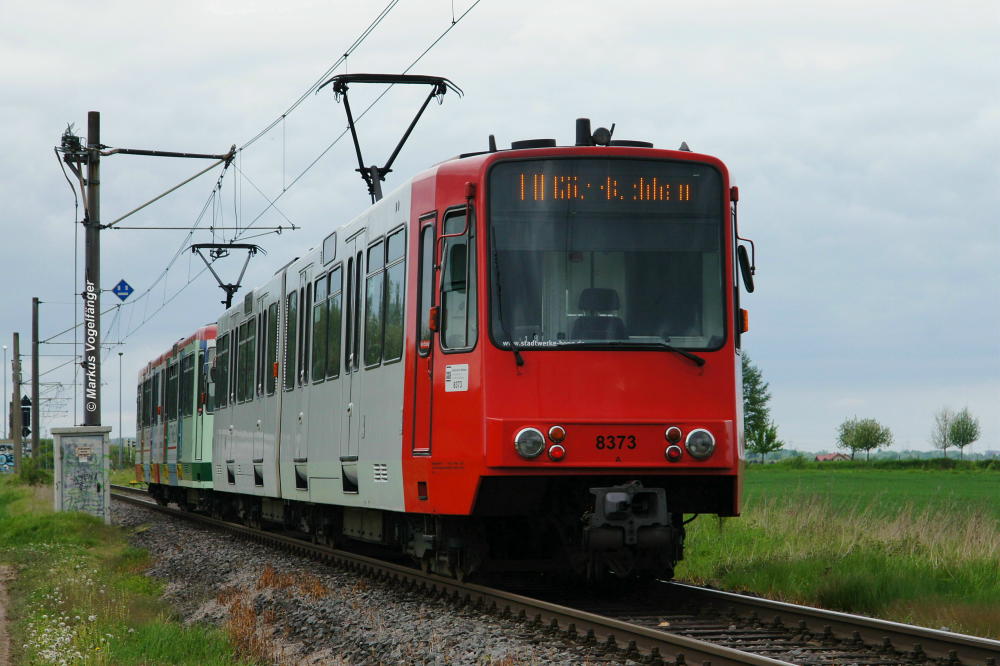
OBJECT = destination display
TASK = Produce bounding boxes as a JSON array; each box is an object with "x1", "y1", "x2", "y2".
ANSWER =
[
  {"x1": 517, "y1": 172, "x2": 692, "y2": 203},
  {"x1": 490, "y1": 159, "x2": 721, "y2": 215}
]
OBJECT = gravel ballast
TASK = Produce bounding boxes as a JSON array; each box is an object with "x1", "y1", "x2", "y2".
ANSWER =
[{"x1": 113, "y1": 500, "x2": 620, "y2": 664}]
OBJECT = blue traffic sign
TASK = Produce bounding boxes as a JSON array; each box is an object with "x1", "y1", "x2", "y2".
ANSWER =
[{"x1": 112, "y1": 279, "x2": 134, "y2": 301}]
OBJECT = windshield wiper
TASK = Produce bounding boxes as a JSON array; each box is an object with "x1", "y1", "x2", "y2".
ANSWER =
[
  {"x1": 654, "y1": 342, "x2": 706, "y2": 367},
  {"x1": 489, "y1": 230, "x2": 524, "y2": 367},
  {"x1": 599, "y1": 340, "x2": 706, "y2": 366}
]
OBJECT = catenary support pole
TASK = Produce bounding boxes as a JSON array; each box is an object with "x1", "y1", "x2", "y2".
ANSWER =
[
  {"x1": 32, "y1": 297, "x2": 40, "y2": 454},
  {"x1": 83, "y1": 111, "x2": 101, "y2": 425},
  {"x1": 118, "y1": 351, "x2": 123, "y2": 468},
  {"x1": 2, "y1": 344, "x2": 7, "y2": 440}
]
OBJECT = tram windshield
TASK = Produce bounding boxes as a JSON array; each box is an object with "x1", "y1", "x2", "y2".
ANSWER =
[{"x1": 488, "y1": 158, "x2": 725, "y2": 350}]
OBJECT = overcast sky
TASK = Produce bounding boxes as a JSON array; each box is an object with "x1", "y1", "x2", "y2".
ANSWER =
[{"x1": 2, "y1": 1, "x2": 997, "y2": 453}]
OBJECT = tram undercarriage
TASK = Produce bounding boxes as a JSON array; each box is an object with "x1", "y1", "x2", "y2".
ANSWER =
[{"x1": 148, "y1": 478, "x2": 685, "y2": 581}]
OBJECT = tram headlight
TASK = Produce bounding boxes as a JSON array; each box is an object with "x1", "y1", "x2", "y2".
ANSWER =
[
  {"x1": 685, "y1": 428, "x2": 716, "y2": 460},
  {"x1": 514, "y1": 427, "x2": 546, "y2": 459}
]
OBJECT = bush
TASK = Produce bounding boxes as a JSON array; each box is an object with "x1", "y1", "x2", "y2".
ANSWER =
[
  {"x1": 17, "y1": 456, "x2": 52, "y2": 486},
  {"x1": 762, "y1": 457, "x2": 1000, "y2": 472},
  {"x1": 784, "y1": 455, "x2": 807, "y2": 469}
]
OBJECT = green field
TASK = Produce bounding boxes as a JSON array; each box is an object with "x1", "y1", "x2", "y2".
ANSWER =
[
  {"x1": 0, "y1": 476, "x2": 251, "y2": 665},
  {"x1": 744, "y1": 464, "x2": 1000, "y2": 519},
  {"x1": 677, "y1": 461, "x2": 1000, "y2": 639}
]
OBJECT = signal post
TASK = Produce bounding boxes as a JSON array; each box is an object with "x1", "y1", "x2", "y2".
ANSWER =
[{"x1": 11, "y1": 333, "x2": 22, "y2": 472}]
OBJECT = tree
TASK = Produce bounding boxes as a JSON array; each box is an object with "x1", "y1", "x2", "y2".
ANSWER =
[
  {"x1": 949, "y1": 408, "x2": 980, "y2": 459},
  {"x1": 742, "y1": 354, "x2": 771, "y2": 438},
  {"x1": 930, "y1": 407, "x2": 953, "y2": 458},
  {"x1": 837, "y1": 417, "x2": 893, "y2": 461},
  {"x1": 747, "y1": 420, "x2": 784, "y2": 463}
]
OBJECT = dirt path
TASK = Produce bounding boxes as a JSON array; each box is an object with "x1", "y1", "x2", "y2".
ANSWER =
[{"x1": 0, "y1": 564, "x2": 12, "y2": 665}]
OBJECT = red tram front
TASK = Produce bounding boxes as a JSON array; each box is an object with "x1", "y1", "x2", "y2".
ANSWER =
[{"x1": 399, "y1": 136, "x2": 747, "y2": 578}]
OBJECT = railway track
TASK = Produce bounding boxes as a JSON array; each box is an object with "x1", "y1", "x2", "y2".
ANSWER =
[
  {"x1": 524, "y1": 581, "x2": 1000, "y2": 665},
  {"x1": 110, "y1": 486, "x2": 1000, "y2": 665}
]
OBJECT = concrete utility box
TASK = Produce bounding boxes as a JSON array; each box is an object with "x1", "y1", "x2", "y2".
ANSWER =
[{"x1": 52, "y1": 426, "x2": 112, "y2": 524}]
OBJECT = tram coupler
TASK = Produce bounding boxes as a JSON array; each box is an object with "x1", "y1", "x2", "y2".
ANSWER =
[{"x1": 584, "y1": 481, "x2": 672, "y2": 551}]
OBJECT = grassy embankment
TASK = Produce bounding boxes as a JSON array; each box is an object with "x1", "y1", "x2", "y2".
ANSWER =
[
  {"x1": 0, "y1": 475, "x2": 253, "y2": 665},
  {"x1": 110, "y1": 468, "x2": 142, "y2": 487},
  {"x1": 677, "y1": 459, "x2": 1000, "y2": 639}
]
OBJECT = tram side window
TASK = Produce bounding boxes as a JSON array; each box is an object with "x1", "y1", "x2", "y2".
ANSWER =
[
  {"x1": 266, "y1": 303, "x2": 278, "y2": 395},
  {"x1": 326, "y1": 267, "x2": 343, "y2": 379},
  {"x1": 301, "y1": 283, "x2": 311, "y2": 384},
  {"x1": 364, "y1": 240, "x2": 385, "y2": 367},
  {"x1": 196, "y1": 350, "x2": 206, "y2": 413},
  {"x1": 152, "y1": 371, "x2": 161, "y2": 423},
  {"x1": 204, "y1": 348, "x2": 216, "y2": 413},
  {"x1": 216, "y1": 333, "x2": 230, "y2": 408},
  {"x1": 247, "y1": 319, "x2": 257, "y2": 401},
  {"x1": 312, "y1": 274, "x2": 328, "y2": 382},
  {"x1": 343, "y1": 253, "x2": 363, "y2": 373},
  {"x1": 235, "y1": 323, "x2": 246, "y2": 402},
  {"x1": 384, "y1": 229, "x2": 405, "y2": 362},
  {"x1": 180, "y1": 354, "x2": 194, "y2": 417},
  {"x1": 441, "y1": 211, "x2": 477, "y2": 350},
  {"x1": 256, "y1": 310, "x2": 266, "y2": 396},
  {"x1": 418, "y1": 225, "x2": 434, "y2": 355},
  {"x1": 142, "y1": 379, "x2": 152, "y2": 427},
  {"x1": 237, "y1": 322, "x2": 245, "y2": 402},
  {"x1": 166, "y1": 363, "x2": 179, "y2": 421},
  {"x1": 284, "y1": 291, "x2": 298, "y2": 390},
  {"x1": 236, "y1": 319, "x2": 256, "y2": 403}
]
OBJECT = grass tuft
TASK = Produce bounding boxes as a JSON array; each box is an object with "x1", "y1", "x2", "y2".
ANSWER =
[
  {"x1": 221, "y1": 592, "x2": 276, "y2": 664},
  {"x1": 257, "y1": 564, "x2": 328, "y2": 598}
]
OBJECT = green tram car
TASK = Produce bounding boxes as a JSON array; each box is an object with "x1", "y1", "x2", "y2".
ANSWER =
[{"x1": 136, "y1": 325, "x2": 217, "y2": 507}]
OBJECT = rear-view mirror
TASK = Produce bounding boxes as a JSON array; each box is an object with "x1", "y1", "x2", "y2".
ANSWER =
[{"x1": 738, "y1": 245, "x2": 755, "y2": 293}]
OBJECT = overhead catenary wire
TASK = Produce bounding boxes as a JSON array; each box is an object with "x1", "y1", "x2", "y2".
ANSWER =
[
  {"x1": 42, "y1": 187, "x2": 220, "y2": 343},
  {"x1": 46, "y1": 1, "x2": 481, "y2": 423},
  {"x1": 103, "y1": 156, "x2": 233, "y2": 230},
  {"x1": 231, "y1": 0, "x2": 483, "y2": 243},
  {"x1": 41, "y1": 303, "x2": 125, "y2": 344},
  {"x1": 55, "y1": 147, "x2": 84, "y2": 423},
  {"x1": 121, "y1": 0, "x2": 484, "y2": 320},
  {"x1": 238, "y1": 0, "x2": 401, "y2": 152},
  {"x1": 56, "y1": 3, "x2": 410, "y2": 346}
]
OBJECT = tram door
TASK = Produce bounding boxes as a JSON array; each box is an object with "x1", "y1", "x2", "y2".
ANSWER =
[
  {"x1": 411, "y1": 216, "x2": 436, "y2": 454},
  {"x1": 252, "y1": 294, "x2": 267, "y2": 463},
  {"x1": 341, "y1": 233, "x2": 364, "y2": 489},
  {"x1": 258, "y1": 295, "x2": 279, "y2": 466},
  {"x1": 281, "y1": 269, "x2": 312, "y2": 466},
  {"x1": 194, "y1": 344, "x2": 210, "y2": 461}
]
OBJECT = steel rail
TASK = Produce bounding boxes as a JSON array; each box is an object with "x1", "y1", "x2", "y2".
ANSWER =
[
  {"x1": 111, "y1": 484, "x2": 148, "y2": 497},
  {"x1": 661, "y1": 581, "x2": 1000, "y2": 664},
  {"x1": 112, "y1": 487, "x2": 999, "y2": 664},
  {"x1": 111, "y1": 489, "x2": 791, "y2": 665}
]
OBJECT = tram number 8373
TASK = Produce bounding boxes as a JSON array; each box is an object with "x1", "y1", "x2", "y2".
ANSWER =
[{"x1": 595, "y1": 435, "x2": 637, "y2": 450}]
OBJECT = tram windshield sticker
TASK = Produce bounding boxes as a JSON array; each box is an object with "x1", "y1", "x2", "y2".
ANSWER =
[{"x1": 444, "y1": 364, "x2": 469, "y2": 392}]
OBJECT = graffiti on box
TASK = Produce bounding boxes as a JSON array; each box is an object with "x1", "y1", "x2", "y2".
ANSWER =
[{"x1": 60, "y1": 436, "x2": 106, "y2": 516}]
